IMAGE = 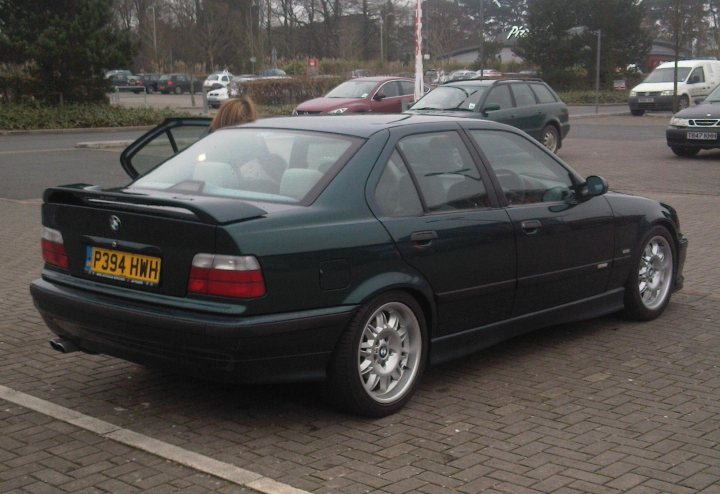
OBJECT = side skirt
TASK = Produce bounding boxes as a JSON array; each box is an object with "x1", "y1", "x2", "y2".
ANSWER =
[{"x1": 430, "y1": 288, "x2": 625, "y2": 366}]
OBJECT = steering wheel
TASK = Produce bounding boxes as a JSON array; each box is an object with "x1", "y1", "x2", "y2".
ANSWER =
[
  {"x1": 494, "y1": 169, "x2": 525, "y2": 205},
  {"x1": 542, "y1": 185, "x2": 572, "y2": 202}
]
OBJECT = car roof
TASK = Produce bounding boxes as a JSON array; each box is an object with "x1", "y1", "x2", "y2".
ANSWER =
[
  {"x1": 442, "y1": 78, "x2": 545, "y2": 87},
  {"x1": 351, "y1": 76, "x2": 414, "y2": 82},
  {"x1": 238, "y1": 113, "x2": 517, "y2": 139}
]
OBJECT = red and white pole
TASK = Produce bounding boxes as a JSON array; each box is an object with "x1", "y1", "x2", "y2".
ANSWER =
[{"x1": 414, "y1": 0, "x2": 424, "y2": 101}]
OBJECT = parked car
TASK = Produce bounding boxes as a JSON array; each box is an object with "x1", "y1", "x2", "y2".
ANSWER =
[
  {"x1": 207, "y1": 86, "x2": 229, "y2": 108},
  {"x1": 106, "y1": 70, "x2": 142, "y2": 93},
  {"x1": 258, "y1": 68, "x2": 289, "y2": 79},
  {"x1": 407, "y1": 78, "x2": 570, "y2": 153},
  {"x1": 203, "y1": 71, "x2": 234, "y2": 92},
  {"x1": 135, "y1": 73, "x2": 161, "y2": 94},
  {"x1": 293, "y1": 76, "x2": 424, "y2": 115},
  {"x1": 30, "y1": 114, "x2": 686, "y2": 417},
  {"x1": 351, "y1": 69, "x2": 372, "y2": 78},
  {"x1": 628, "y1": 59, "x2": 720, "y2": 115},
  {"x1": 158, "y1": 73, "x2": 202, "y2": 94},
  {"x1": 474, "y1": 68, "x2": 503, "y2": 78},
  {"x1": 445, "y1": 70, "x2": 476, "y2": 82},
  {"x1": 666, "y1": 82, "x2": 720, "y2": 157}
]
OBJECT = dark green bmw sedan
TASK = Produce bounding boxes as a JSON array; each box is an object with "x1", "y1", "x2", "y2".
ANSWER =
[{"x1": 31, "y1": 114, "x2": 686, "y2": 416}]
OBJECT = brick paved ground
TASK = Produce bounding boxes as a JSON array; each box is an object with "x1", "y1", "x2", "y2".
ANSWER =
[
  {"x1": 0, "y1": 401, "x2": 251, "y2": 493},
  {"x1": 1, "y1": 118, "x2": 719, "y2": 493}
]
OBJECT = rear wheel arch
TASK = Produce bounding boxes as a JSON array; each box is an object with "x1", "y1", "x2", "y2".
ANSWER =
[{"x1": 326, "y1": 287, "x2": 432, "y2": 416}]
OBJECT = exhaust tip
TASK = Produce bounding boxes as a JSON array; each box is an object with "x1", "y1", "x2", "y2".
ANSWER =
[{"x1": 50, "y1": 338, "x2": 78, "y2": 354}]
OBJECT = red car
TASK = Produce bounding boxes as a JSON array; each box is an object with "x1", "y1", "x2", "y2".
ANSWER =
[{"x1": 293, "y1": 76, "x2": 422, "y2": 115}]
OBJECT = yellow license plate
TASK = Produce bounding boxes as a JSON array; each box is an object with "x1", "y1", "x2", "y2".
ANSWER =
[{"x1": 85, "y1": 246, "x2": 161, "y2": 286}]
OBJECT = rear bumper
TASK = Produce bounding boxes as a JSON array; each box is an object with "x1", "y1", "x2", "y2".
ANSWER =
[
  {"x1": 30, "y1": 275, "x2": 356, "y2": 383},
  {"x1": 666, "y1": 127, "x2": 720, "y2": 149}
]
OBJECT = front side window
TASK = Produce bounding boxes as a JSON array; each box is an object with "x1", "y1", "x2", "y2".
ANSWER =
[
  {"x1": 131, "y1": 129, "x2": 361, "y2": 204},
  {"x1": 470, "y1": 130, "x2": 575, "y2": 205},
  {"x1": 485, "y1": 85, "x2": 513, "y2": 110},
  {"x1": 379, "y1": 81, "x2": 401, "y2": 97},
  {"x1": 689, "y1": 67, "x2": 705, "y2": 83},
  {"x1": 397, "y1": 132, "x2": 489, "y2": 211}
]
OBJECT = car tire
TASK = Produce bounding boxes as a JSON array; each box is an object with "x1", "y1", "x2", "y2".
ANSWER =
[
  {"x1": 623, "y1": 225, "x2": 676, "y2": 321},
  {"x1": 146, "y1": 86, "x2": 154, "y2": 95},
  {"x1": 327, "y1": 291, "x2": 427, "y2": 417},
  {"x1": 679, "y1": 95, "x2": 690, "y2": 110},
  {"x1": 174, "y1": 86, "x2": 182, "y2": 95},
  {"x1": 630, "y1": 109, "x2": 645, "y2": 116},
  {"x1": 540, "y1": 124, "x2": 560, "y2": 153},
  {"x1": 671, "y1": 146, "x2": 700, "y2": 157}
]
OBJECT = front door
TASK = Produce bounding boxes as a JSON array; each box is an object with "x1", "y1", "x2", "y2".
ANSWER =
[{"x1": 468, "y1": 128, "x2": 614, "y2": 315}]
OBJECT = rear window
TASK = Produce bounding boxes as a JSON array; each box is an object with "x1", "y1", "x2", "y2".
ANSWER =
[{"x1": 131, "y1": 129, "x2": 362, "y2": 204}]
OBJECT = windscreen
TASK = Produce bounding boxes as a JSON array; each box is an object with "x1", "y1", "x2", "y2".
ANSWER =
[
  {"x1": 643, "y1": 67, "x2": 692, "y2": 83},
  {"x1": 410, "y1": 85, "x2": 489, "y2": 111},
  {"x1": 131, "y1": 128, "x2": 361, "y2": 204},
  {"x1": 326, "y1": 81, "x2": 378, "y2": 98}
]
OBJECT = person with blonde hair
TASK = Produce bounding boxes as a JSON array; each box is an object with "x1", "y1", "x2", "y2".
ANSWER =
[{"x1": 210, "y1": 95, "x2": 258, "y2": 131}]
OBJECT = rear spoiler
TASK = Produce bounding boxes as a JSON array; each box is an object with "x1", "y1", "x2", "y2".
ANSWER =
[{"x1": 43, "y1": 184, "x2": 267, "y2": 225}]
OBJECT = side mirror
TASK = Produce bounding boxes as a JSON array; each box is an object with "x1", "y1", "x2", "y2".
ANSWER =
[
  {"x1": 584, "y1": 175, "x2": 608, "y2": 197},
  {"x1": 689, "y1": 75, "x2": 700, "y2": 84},
  {"x1": 482, "y1": 103, "x2": 501, "y2": 114},
  {"x1": 373, "y1": 92, "x2": 387, "y2": 101}
]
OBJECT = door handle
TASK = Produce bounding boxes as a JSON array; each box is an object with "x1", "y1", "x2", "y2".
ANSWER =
[
  {"x1": 410, "y1": 230, "x2": 438, "y2": 244},
  {"x1": 520, "y1": 219, "x2": 542, "y2": 234}
]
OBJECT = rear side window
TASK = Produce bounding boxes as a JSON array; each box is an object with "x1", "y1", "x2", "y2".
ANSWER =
[
  {"x1": 374, "y1": 151, "x2": 423, "y2": 217},
  {"x1": 530, "y1": 84, "x2": 558, "y2": 104},
  {"x1": 398, "y1": 131, "x2": 490, "y2": 211}
]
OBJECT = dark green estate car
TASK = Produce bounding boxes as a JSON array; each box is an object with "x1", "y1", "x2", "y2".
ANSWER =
[
  {"x1": 31, "y1": 115, "x2": 686, "y2": 416},
  {"x1": 407, "y1": 78, "x2": 570, "y2": 153}
]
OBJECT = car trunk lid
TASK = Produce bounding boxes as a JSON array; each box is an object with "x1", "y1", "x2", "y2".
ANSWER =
[{"x1": 42, "y1": 184, "x2": 269, "y2": 297}]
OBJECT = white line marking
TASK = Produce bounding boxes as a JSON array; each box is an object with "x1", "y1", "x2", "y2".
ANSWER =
[{"x1": 0, "y1": 384, "x2": 310, "y2": 494}]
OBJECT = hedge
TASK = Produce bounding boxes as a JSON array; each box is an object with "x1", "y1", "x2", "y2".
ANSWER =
[
  {"x1": 0, "y1": 103, "x2": 191, "y2": 130},
  {"x1": 234, "y1": 76, "x2": 344, "y2": 105}
]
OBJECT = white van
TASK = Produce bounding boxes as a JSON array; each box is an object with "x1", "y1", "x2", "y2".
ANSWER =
[{"x1": 628, "y1": 59, "x2": 720, "y2": 115}]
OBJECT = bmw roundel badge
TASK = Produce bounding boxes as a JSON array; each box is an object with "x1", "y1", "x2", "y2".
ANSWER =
[{"x1": 109, "y1": 215, "x2": 121, "y2": 232}]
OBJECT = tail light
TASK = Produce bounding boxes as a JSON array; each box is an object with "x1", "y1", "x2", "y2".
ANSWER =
[
  {"x1": 188, "y1": 254, "x2": 266, "y2": 299},
  {"x1": 167, "y1": 80, "x2": 174, "y2": 86},
  {"x1": 41, "y1": 227, "x2": 69, "y2": 269}
]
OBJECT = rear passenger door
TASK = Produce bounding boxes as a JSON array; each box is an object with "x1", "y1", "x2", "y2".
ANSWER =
[
  {"x1": 369, "y1": 124, "x2": 516, "y2": 336},
  {"x1": 509, "y1": 83, "x2": 544, "y2": 139}
]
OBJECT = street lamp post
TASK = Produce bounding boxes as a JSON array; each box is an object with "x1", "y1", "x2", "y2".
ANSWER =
[
  {"x1": 380, "y1": 17, "x2": 384, "y2": 63},
  {"x1": 594, "y1": 29, "x2": 601, "y2": 114},
  {"x1": 151, "y1": 6, "x2": 158, "y2": 71}
]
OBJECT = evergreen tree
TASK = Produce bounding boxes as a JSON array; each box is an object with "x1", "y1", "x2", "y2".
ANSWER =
[
  {"x1": 515, "y1": 0, "x2": 650, "y2": 89},
  {"x1": 0, "y1": 0, "x2": 136, "y2": 103}
]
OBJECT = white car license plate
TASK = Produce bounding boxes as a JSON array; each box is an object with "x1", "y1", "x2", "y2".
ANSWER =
[
  {"x1": 638, "y1": 97, "x2": 654, "y2": 103},
  {"x1": 687, "y1": 131, "x2": 717, "y2": 140}
]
